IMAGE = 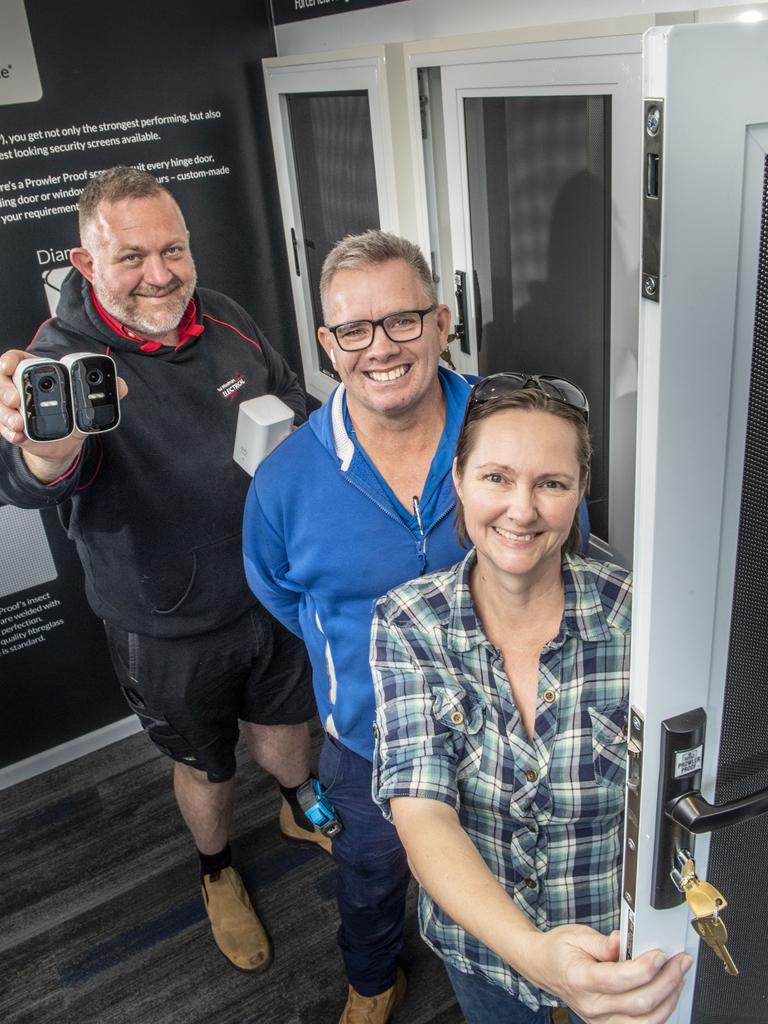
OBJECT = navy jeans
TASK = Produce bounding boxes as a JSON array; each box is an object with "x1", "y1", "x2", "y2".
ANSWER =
[
  {"x1": 318, "y1": 735, "x2": 411, "y2": 996},
  {"x1": 446, "y1": 964, "x2": 586, "y2": 1024}
]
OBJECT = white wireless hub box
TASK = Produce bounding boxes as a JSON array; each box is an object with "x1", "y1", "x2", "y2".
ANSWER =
[{"x1": 233, "y1": 394, "x2": 294, "y2": 476}]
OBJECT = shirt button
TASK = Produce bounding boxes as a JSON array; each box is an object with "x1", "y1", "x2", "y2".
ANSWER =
[
  {"x1": 525, "y1": 768, "x2": 538, "y2": 783},
  {"x1": 451, "y1": 711, "x2": 465, "y2": 725},
  {"x1": 543, "y1": 688, "x2": 556, "y2": 704},
  {"x1": 525, "y1": 878, "x2": 537, "y2": 889}
]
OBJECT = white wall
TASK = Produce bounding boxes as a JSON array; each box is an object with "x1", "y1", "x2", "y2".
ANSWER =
[{"x1": 274, "y1": 0, "x2": 765, "y2": 55}]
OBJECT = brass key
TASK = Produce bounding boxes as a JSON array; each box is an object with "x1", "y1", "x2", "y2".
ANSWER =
[
  {"x1": 675, "y1": 855, "x2": 739, "y2": 976},
  {"x1": 691, "y1": 913, "x2": 739, "y2": 976},
  {"x1": 678, "y1": 858, "x2": 728, "y2": 918}
]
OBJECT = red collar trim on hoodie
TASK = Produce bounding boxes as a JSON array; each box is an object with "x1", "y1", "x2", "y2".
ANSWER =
[{"x1": 90, "y1": 288, "x2": 204, "y2": 353}]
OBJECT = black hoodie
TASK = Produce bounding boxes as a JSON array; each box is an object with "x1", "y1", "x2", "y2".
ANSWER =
[{"x1": 0, "y1": 270, "x2": 306, "y2": 638}]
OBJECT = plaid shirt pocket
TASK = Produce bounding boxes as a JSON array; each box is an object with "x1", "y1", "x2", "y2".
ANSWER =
[
  {"x1": 432, "y1": 686, "x2": 485, "y2": 779},
  {"x1": 588, "y1": 702, "x2": 628, "y2": 788}
]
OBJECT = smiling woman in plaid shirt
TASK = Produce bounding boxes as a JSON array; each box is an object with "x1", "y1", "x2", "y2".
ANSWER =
[{"x1": 371, "y1": 379, "x2": 691, "y2": 1024}]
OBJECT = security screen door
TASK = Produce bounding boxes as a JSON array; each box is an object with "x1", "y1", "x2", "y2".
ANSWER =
[
  {"x1": 285, "y1": 91, "x2": 380, "y2": 383},
  {"x1": 623, "y1": 23, "x2": 768, "y2": 1024},
  {"x1": 439, "y1": 38, "x2": 643, "y2": 566},
  {"x1": 264, "y1": 59, "x2": 393, "y2": 400}
]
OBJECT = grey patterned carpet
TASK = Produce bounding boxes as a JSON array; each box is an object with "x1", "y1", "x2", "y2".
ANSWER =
[{"x1": 1, "y1": 726, "x2": 463, "y2": 1024}]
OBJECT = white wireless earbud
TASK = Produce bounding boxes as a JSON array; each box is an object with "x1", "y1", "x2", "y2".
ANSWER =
[{"x1": 329, "y1": 349, "x2": 337, "y2": 367}]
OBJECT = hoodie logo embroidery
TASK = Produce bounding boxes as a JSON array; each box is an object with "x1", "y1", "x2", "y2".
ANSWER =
[{"x1": 218, "y1": 373, "x2": 245, "y2": 400}]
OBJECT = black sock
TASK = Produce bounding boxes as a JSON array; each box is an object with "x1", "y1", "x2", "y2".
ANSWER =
[
  {"x1": 198, "y1": 842, "x2": 232, "y2": 878},
  {"x1": 280, "y1": 778, "x2": 314, "y2": 832}
]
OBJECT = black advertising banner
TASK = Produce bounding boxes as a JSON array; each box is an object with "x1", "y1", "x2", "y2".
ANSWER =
[
  {"x1": 271, "y1": 0, "x2": 408, "y2": 25},
  {"x1": 0, "y1": 0, "x2": 298, "y2": 770}
]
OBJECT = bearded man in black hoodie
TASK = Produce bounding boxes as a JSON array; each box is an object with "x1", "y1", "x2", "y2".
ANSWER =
[{"x1": 0, "y1": 167, "x2": 328, "y2": 973}]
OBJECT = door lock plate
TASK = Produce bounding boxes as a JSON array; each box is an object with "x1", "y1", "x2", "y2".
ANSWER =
[
  {"x1": 642, "y1": 99, "x2": 664, "y2": 302},
  {"x1": 623, "y1": 708, "x2": 644, "y2": 913}
]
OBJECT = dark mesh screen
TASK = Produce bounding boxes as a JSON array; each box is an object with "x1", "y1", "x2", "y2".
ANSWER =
[
  {"x1": 463, "y1": 94, "x2": 611, "y2": 539},
  {"x1": 692, "y1": 156, "x2": 768, "y2": 1023}
]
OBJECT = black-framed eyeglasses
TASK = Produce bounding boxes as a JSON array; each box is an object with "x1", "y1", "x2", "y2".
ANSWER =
[
  {"x1": 326, "y1": 305, "x2": 438, "y2": 352},
  {"x1": 467, "y1": 372, "x2": 590, "y2": 423}
]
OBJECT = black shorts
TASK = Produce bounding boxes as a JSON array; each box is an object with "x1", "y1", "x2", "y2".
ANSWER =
[{"x1": 103, "y1": 605, "x2": 315, "y2": 783}]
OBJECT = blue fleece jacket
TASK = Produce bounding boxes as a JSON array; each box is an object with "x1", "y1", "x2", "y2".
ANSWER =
[{"x1": 243, "y1": 367, "x2": 471, "y2": 760}]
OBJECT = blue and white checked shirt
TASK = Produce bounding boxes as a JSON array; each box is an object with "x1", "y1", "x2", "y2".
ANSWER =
[{"x1": 371, "y1": 550, "x2": 631, "y2": 1011}]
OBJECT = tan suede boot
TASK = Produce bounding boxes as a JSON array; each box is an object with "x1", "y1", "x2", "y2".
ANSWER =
[
  {"x1": 201, "y1": 866, "x2": 272, "y2": 972},
  {"x1": 338, "y1": 968, "x2": 407, "y2": 1024},
  {"x1": 279, "y1": 795, "x2": 333, "y2": 855}
]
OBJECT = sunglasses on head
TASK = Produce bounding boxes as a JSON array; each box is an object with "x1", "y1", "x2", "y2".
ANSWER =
[{"x1": 467, "y1": 373, "x2": 590, "y2": 424}]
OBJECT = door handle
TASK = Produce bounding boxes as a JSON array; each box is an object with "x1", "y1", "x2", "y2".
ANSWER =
[
  {"x1": 290, "y1": 228, "x2": 301, "y2": 277},
  {"x1": 651, "y1": 707, "x2": 768, "y2": 908},
  {"x1": 453, "y1": 270, "x2": 470, "y2": 354},
  {"x1": 472, "y1": 269, "x2": 483, "y2": 353},
  {"x1": 668, "y1": 784, "x2": 768, "y2": 834}
]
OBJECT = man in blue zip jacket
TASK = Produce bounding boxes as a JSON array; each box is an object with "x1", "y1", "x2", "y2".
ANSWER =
[{"x1": 243, "y1": 230, "x2": 469, "y2": 1022}]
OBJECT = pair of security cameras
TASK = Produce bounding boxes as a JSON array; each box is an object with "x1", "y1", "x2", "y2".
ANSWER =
[{"x1": 12, "y1": 353, "x2": 121, "y2": 442}]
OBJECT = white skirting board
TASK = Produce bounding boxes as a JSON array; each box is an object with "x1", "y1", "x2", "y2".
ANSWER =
[{"x1": 0, "y1": 716, "x2": 142, "y2": 791}]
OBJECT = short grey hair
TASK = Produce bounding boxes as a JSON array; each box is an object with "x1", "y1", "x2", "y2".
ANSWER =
[
  {"x1": 320, "y1": 229, "x2": 436, "y2": 322},
  {"x1": 78, "y1": 166, "x2": 177, "y2": 243}
]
